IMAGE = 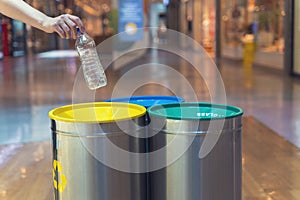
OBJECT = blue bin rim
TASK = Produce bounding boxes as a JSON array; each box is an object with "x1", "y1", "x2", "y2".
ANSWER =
[{"x1": 104, "y1": 96, "x2": 185, "y2": 108}]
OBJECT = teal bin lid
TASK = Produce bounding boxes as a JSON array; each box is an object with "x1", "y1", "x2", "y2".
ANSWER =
[{"x1": 148, "y1": 102, "x2": 243, "y2": 120}]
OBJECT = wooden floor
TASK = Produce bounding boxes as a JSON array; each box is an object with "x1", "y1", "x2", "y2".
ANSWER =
[{"x1": 0, "y1": 117, "x2": 299, "y2": 200}]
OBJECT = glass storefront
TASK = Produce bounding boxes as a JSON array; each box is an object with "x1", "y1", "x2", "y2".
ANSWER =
[
  {"x1": 221, "y1": 0, "x2": 285, "y2": 70},
  {"x1": 170, "y1": 0, "x2": 215, "y2": 54},
  {"x1": 200, "y1": 0, "x2": 216, "y2": 53}
]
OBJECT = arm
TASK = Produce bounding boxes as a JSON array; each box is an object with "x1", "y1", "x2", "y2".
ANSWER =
[{"x1": 0, "y1": 0, "x2": 84, "y2": 39}]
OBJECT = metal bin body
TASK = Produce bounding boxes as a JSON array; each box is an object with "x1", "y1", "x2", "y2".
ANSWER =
[
  {"x1": 49, "y1": 102, "x2": 147, "y2": 200},
  {"x1": 147, "y1": 102, "x2": 243, "y2": 200}
]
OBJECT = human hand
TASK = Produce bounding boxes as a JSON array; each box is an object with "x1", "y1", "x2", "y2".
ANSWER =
[{"x1": 44, "y1": 14, "x2": 85, "y2": 39}]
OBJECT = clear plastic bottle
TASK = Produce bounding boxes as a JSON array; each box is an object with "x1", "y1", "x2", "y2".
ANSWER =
[{"x1": 75, "y1": 30, "x2": 107, "y2": 90}]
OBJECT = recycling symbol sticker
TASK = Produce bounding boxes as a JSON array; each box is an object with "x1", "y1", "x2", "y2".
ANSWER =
[{"x1": 52, "y1": 160, "x2": 67, "y2": 193}]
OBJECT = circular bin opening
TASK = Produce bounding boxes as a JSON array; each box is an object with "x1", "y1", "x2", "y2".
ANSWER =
[
  {"x1": 148, "y1": 102, "x2": 243, "y2": 120},
  {"x1": 49, "y1": 102, "x2": 146, "y2": 123}
]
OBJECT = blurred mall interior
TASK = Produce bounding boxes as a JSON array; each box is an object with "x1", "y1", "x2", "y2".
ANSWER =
[
  {"x1": 1, "y1": 0, "x2": 300, "y2": 199},
  {"x1": 1, "y1": 0, "x2": 296, "y2": 72}
]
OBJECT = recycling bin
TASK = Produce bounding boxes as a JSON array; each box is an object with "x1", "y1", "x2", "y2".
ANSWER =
[
  {"x1": 147, "y1": 102, "x2": 243, "y2": 200},
  {"x1": 49, "y1": 102, "x2": 147, "y2": 200}
]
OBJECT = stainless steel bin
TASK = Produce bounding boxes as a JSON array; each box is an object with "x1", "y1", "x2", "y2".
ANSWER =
[
  {"x1": 104, "y1": 95, "x2": 185, "y2": 200},
  {"x1": 147, "y1": 102, "x2": 243, "y2": 200},
  {"x1": 49, "y1": 102, "x2": 147, "y2": 200}
]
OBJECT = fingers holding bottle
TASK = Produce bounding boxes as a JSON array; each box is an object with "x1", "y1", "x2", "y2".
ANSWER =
[{"x1": 51, "y1": 14, "x2": 85, "y2": 39}]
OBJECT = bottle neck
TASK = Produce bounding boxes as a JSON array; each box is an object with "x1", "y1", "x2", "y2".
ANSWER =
[{"x1": 76, "y1": 28, "x2": 84, "y2": 38}]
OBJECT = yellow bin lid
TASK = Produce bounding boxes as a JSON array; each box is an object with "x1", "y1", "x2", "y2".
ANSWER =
[{"x1": 49, "y1": 102, "x2": 146, "y2": 123}]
